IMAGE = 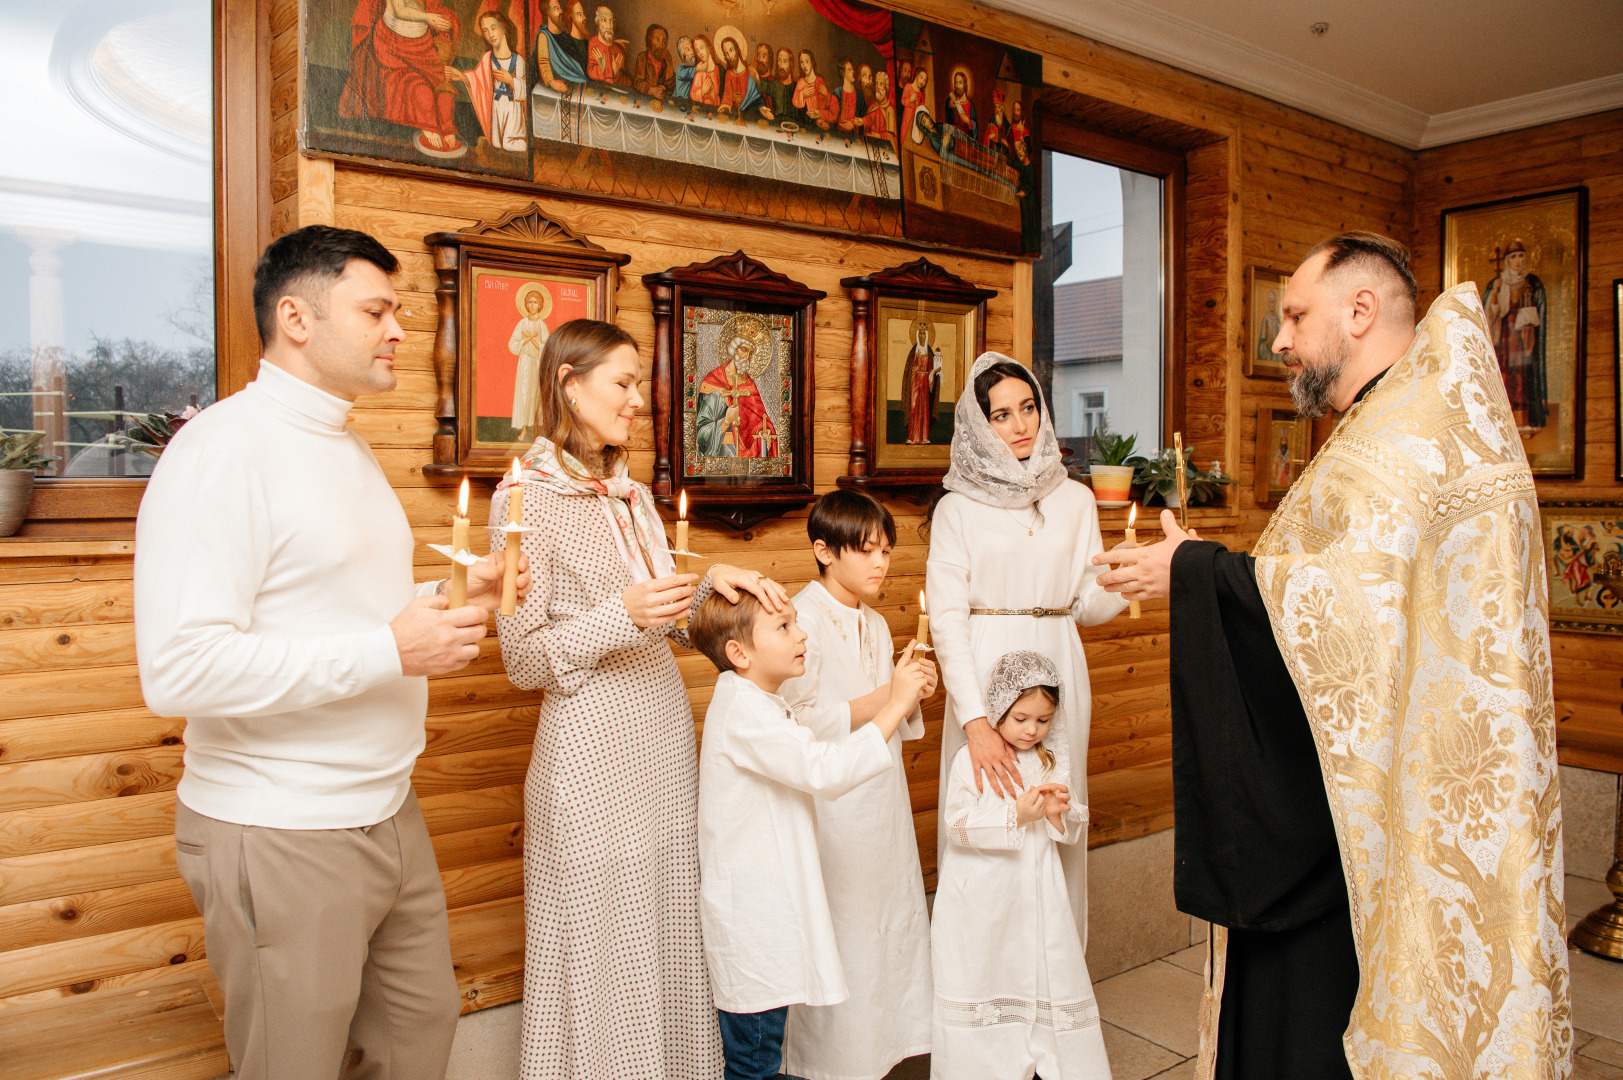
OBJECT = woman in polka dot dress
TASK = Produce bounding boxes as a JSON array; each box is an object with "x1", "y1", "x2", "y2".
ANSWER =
[{"x1": 491, "y1": 319, "x2": 788, "y2": 1080}]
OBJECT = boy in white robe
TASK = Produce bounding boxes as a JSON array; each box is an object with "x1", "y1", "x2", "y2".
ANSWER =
[
  {"x1": 691, "y1": 583, "x2": 931, "y2": 1080},
  {"x1": 779, "y1": 491, "x2": 938, "y2": 1080}
]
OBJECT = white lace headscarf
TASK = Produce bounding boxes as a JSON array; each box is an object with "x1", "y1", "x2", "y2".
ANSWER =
[
  {"x1": 942, "y1": 351, "x2": 1066, "y2": 509},
  {"x1": 984, "y1": 650, "x2": 1070, "y2": 782}
]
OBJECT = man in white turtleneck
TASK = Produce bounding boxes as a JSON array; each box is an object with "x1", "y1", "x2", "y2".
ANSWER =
[{"x1": 134, "y1": 226, "x2": 527, "y2": 1080}]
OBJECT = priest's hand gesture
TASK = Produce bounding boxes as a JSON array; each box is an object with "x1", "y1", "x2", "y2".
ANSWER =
[{"x1": 1092, "y1": 509, "x2": 1200, "y2": 602}]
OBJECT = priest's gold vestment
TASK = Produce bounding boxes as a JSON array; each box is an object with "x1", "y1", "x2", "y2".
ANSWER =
[{"x1": 1198, "y1": 284, "x2": 1571, "y2": 1080}]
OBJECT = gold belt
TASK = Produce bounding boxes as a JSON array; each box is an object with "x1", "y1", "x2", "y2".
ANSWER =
[{"x1": 968, "y1": 607, "x2": 1071, "y2": 617}]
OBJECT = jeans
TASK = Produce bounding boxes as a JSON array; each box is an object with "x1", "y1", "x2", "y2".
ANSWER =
[{"x1": 716, "y1": 1007, "x2": 803, "y2": 1080}]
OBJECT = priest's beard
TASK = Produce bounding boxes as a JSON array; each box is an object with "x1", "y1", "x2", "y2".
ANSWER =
[{"x1": 1287, "y1": 333, "x2": 1351, "y2": 418}]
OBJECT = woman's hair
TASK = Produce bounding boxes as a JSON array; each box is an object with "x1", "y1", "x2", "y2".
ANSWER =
[
  {"x1": 998, "y1": 684, "x2": 1059, "y2": 776},
  {"x1": 535, "y1": 318, "x2": 637, "y2": 478},
  {"x1": 920, "y1": 360, "x2": 1048, "y2": 536}
]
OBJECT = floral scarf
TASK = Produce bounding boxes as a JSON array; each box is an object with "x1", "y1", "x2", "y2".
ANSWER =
[{"x1": 496, "y1": 437, "x2": 675, "y2": 583}]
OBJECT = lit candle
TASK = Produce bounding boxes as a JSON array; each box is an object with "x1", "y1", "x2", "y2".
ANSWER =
[
  {"x1": 500, "y1": 458, "x2": 523, "y2": 617},
  {"x1": 1124, "y1": 501, "x2": 1141, "y2": 620},
  {"x1": 916, "y1": 590, "x2": 930, "y2": 649},
  {"x1": 675, "y1": 490, "x2": 690, "y2": 630},
  {"x1": 449, "y1": 477, "x2": 470, "y2": 608}
]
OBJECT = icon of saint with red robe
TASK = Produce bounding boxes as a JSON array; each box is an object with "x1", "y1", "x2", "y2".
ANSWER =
[
  {"x1": 696, "y1": 332, "x2": 778, "y2": 459},
  {"x1": 339, "y1": 0, "x2": 465, "y2": 158}
]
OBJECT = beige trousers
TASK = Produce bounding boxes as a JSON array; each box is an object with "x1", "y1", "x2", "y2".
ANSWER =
[{"x1": 174, "y1": 789, "x2": 461, "y2": 1080}]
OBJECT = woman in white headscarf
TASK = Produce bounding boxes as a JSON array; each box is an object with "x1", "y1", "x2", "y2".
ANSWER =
[{"x1": 924, "y1": 352, "x2": 1126, "y2": 943}]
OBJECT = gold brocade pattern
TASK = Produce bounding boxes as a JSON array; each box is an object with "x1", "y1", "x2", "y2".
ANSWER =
[{"x1": 1203, "y1": 285, "x2": 1571, "y2": 1080}]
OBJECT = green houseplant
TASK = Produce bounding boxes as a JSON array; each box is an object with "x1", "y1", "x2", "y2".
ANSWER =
[
  {"x1": 1085, "y1": 414, "x2": 1146, "y2": 505},
  {"x1": 1134, "y1": 446, "x2": 1233, "y2": 508},
  {"x1": 0, "y1": 432, "x2": 57, "y2": 537}
]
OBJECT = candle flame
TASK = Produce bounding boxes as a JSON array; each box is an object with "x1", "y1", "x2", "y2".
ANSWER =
[
  {"x1": 918, "y1": 590, "x2": 927, "y2": 615},
  {"x1": 1127, "y1": 501, "x2": 1138, "y2": 528},
  {"x1": 457, "y1": 477, "x2": 469, "y2": 516},
  {"x1": 511, "y1": 457, "x2": 522, "y2": 483},
  {"x1": 679, "y1": 489, "x2": 688, "y2": 519}
]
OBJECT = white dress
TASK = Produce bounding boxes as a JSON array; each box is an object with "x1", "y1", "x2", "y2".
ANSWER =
[
  {"x1": 932, "y1": 745, "x2": 1111, "y2": 1080},
  {"x1": 698, "y1": 670, "x2": 894, "y2": 1013},
  {"x1": 778, "y1": 582, "x2": 932, "y2": 1080},
  {"x1": 508, "y1": 315, "x2": 549, "y2": 430},
  {"x1": 924, "y1": 478, "x2": 1126, "y2": 941}
]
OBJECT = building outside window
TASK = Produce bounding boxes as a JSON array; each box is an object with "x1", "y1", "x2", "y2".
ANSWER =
[
  {"x1": 0, "y1": 1, "x2": 217, "y2": 478},
  {"x1": 1037, "y1": 149, "x2": 1165, "y2": 465},
  {"x1": 1073, "y1": 388, "x2": 1108, "y2": 438}
]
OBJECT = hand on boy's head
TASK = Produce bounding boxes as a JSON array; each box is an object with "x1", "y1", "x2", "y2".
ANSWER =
[{"x1": 709, "y1": 564, "x2": 788, "y2": 612}]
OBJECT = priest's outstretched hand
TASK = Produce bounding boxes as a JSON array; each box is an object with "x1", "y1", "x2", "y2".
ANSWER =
[{"x1": 1091, "y1": 509, "x2": 1200, "y2": 602}]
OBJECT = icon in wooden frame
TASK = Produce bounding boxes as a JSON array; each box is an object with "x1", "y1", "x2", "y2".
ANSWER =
[
  {"x1": 424, "y1": 204, "x2": 630, "y2": 477},
  {"x1": 1245, "y1": 265, "x2": 1291, "y2": 380},
  {"x1": 1442, "y1": 186, "x2": 1588, "y2": 478},
  {"x1": 644, "y1": 251, "x2": 825, "y2": 529},
  {"x1": 1253, "y1": 404, "x2": 1314, "y2": 509},
  {"x1": 838, "y1": 257, "x2": 997, "y2": 489}
]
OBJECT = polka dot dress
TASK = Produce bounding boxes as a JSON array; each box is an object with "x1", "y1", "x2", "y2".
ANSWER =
[{"x1": 492, "y1": 484, "x2": 723, "y2": 1080}]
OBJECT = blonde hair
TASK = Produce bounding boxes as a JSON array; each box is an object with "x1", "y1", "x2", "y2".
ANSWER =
[
  {"x1": 536, "y1": 319, "x2": 636, "y2": 479},
  {"x1": 999, "y1": 684, "x2": 1058, "y2": 777},
  {"x1": 689, "y1": 590, "x2": 764, "y2": 673}
]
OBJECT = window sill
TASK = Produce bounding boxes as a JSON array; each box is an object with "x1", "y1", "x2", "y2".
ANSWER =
[{"x1": 14, "y1": 477, "x2": 145, "y2": 540}]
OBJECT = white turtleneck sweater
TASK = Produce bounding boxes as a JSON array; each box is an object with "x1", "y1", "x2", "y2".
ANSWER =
[{"x1": 135, "y1": 360, "x2": 438, "y2": 830}]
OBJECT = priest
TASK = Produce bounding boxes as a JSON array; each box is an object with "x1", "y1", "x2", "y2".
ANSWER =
[{"x1": 1094, "y1": 232, "x2": 1570, "y2": 1080}]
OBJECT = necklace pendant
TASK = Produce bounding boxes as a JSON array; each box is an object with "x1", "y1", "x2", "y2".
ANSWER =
[{"x1": 1028, "y1": 529, "x2": 1034, "y2": 536}]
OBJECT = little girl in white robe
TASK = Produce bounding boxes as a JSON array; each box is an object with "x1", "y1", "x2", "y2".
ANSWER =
[{"x1": 931, "y1": 650, "x2": 1112, "y2": 1080}]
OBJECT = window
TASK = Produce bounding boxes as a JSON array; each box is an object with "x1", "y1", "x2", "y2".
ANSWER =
[
  {"x1": 1032, "y1": 124, "x2": 1181, "y2": 468},
  {"x1": 0, "y1": 2, "x2": 217, "y2": 478},
  {"x1": 1074, "y1": 388, "x2": 1108, "y2": 439}
]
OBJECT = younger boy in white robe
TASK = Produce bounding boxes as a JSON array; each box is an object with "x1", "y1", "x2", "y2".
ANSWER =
[
  {"x1": 931, "y1": 650, "x2": 1112, "y2": 1080},
  {"x1": 690, "y1": 582, "x2": 931, "y2": 1080},
  {"x1": 778, "y1": 491, "x2": 938, "y2": 1080}
]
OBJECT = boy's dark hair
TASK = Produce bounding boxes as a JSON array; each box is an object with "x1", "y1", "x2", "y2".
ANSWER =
[
  {"x1": 807, "y1": 490, "x2": 895, "y2": 574},
  {"x1": 689, "y1": 589, "x2": 764, "y2": 673},
  {"x1": 251, "y1": 226, "x2": 400, "y2": 346}
]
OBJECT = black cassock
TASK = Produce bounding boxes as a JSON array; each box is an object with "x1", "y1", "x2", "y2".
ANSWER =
[{"x1": 1169, "y1": 541, "x2": 1359, "y2": 1080}]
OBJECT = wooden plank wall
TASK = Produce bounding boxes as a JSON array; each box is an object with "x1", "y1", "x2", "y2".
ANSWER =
[
  {"x1": 4, "y1": 0, "x2": 1612, "y2": 1031},
  {"x1": 1414, "y1": 110, "x2": 1623, "y2": 772}
]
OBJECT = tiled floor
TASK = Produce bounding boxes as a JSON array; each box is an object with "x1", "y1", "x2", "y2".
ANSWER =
[{"x1": 886, "y1": 873, "x2": 1623, "y2": 1079}]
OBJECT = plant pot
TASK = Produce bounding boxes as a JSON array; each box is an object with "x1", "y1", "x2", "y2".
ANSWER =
[
  {"x1": 1089, "y1": 465, "x2": 1135, "y2": 506},
  {"x1": 1163, "y1": 488, "x2": 1181, "y2": 509},
  {"x1": 0, "y1": 470, "x2": 35, "y2": 537}
]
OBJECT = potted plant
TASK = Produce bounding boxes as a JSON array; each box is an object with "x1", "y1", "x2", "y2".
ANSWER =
[
  {"x1": 0, "y1": 432, "x2": 57, "y2": 537},
  {"x1": 119, "y1": 406, "x2": 201, "y2": 457},
  {"x1": 1134, "y1": 446, "x2": 1233, "y2": 508},
  {"x1": 1085, "y1": 414, "x2": 1142, "y2": 506}
]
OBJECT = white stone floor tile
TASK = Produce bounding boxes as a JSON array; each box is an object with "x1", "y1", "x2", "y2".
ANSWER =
[
  {"x1": 1101, "y1": 1021, "x2": 1185, "y2": 1080},
  {"x1": 1568, "y1": 875, "x2": 1616, "y2": 934},
  {"x1": 1572, "y1": 946, "x2": 1623, "y2": 1044},
  {"x1": 1094, "y1": 959, "x2": 1204, "y2": 1059},
  {"x1": 1163, "y1": 943, "x2": 1205, "y2": 975},
  {"x1": 1584, "y1": 1036, "x2": 1623, "y2": 1068},
  {"x1": 1147, "y1": 1058, "x2": 1197, "y2": 1079},
  {"x1": 1575, "y1": 1056, "x2": 1623, "y2": 1079}
]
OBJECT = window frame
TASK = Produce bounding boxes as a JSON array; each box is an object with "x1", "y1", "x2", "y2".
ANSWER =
[
  {"x1": 1040, "y1": 118, "x2": 1186, "y2": 451},
  {"x1": 24, "y1": 0, "x2": 269, "y2": 534}
]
